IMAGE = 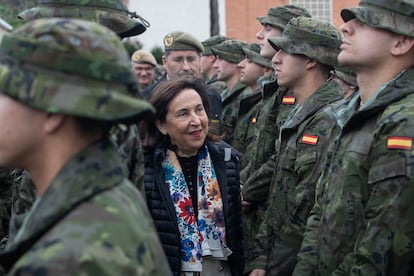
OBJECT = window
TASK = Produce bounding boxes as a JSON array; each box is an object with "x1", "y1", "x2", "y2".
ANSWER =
[{"x1": 290, "y1": 0, "x2": 332, "y2": 23}]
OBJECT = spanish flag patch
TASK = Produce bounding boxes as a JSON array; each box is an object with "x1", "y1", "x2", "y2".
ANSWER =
[
  {"x1": 301, "y1": 134, "x2": 319, "y2": 145},
  {"x1": 282, "y1": 96, "x2": 296, "y2": 105},
  {"x1": 387, "y1": 136, "x2": 412, "y2": 150}
]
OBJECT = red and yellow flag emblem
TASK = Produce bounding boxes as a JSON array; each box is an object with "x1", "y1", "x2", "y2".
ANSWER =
[
  {"x1": 301, "y1": 134, "x2": 319, "y2": 145},
  {"x1": 387, "y1": 136, "x2": 412, "y2": 150},
  {"x1": 282, "y1": 96, "x2": 296, "y2": 105}
]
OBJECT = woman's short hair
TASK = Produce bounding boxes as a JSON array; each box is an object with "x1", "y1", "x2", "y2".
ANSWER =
[{"x1": 141, "y1": 78, "x2": 220, "y2": 150}]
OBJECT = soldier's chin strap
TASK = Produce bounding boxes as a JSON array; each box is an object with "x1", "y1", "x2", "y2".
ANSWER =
[{"x1": 128, "y1": 12, "x2": 151, "y2": 28}]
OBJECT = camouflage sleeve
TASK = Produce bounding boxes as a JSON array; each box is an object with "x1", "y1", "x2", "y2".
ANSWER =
[
  {"x1": 111, "y1": 124, "x2": 145, "y2": 192},
  {"x1": 241, "y1": 152, "x2": 277, "y2": 202},
  {"x1": 293, "y1": 181, "x2": 323, "y2": 275},
  {"x1": 332, "y1": 119, "x2": 414, "y2": 275},
  {"x1": 245, "y1": 208, "x2": 270, "y2": 273}
]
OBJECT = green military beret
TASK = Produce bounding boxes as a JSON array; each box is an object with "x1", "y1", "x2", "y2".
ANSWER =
[
  {"x1": 242, "y1": 43, "x2": 272, "y2": 69},
  {"x1": 0, "y1": 18, "x2": 154, "y2": 123},
  {"x1": 256, "y1": 5, "x2": 312, "y2": 30},
  {"x1": 211, "y1": 39, "x2": 249, "y2": 64},
  {"x1": 201, "y1": 35, "x2": 228, "y2": 56},
  {"x1": 268, "y1": 17, "x2": 341, "y2": 67},
  {"x1": 163, "y1": 31, "x2": 204, "y2": 53},
  {"x1": 17, "y1": 0, "x2": 150, "y2": 38},
  {"x1": 341, "y1": 0, "x2": 414, "y2": 38}
]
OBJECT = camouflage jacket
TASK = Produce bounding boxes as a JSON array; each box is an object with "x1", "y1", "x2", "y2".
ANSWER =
[
  {"x1": 231, "y1": 88, "x2": 262, "y2": 154},
  {"x1": 294, "y1": 69, "x2": 414, "y2": 276},
  {"x1": 110, "y1": 123, "x2": 145, "y2": 191},
  {"x1": 240, "y1": 84, "x2": 296, "y2": 201},
  {"x1": 0, "y1": 140, "x2": 172, "y2": 275},
  {"x1": 248, "y1": 80, "x2": 342, "y2": 274},
  {"x1": 220, "y1": 81, "x2": 251, "y2": 144}
]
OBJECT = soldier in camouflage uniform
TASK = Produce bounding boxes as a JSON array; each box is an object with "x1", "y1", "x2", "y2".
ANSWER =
[
  {"x1": 232, "y1": 43, "x2": 273, "y2": 156},
  {"x1": 0, "y1": 18, "x2": 171, "y2": 275},
  {"x1": 240, "y1": 6, "x2": 311, "y2": 274},
  {"x1": 10, "y1": 0, "x2": 150, "y2": 246},
  {"x1": 201, "y1": 35, "x2": 228, "y2": 93},
  {"x1": 211, "y1": 39, "x2": 251, "y2": 144},
  {"x1": 248, "y1": 17, "x2": 343, "y2": 275},
  {"x1": 294, "y1": 0, "x2": 414, "y2": 275}
]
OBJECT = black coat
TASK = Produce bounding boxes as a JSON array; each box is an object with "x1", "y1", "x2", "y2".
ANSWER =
[{"x1": 144, "y1": 140, "x2": 244, "y2": 275}]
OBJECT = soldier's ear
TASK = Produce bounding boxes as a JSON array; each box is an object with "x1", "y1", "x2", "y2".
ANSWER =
[
  {"x1": 391, "y1": 35, "x2": 414, "y2": 56},
  {"x1": 304, "y1": 57, "x2": 317, "y2": 70},
  {"x1": 43, "y1": 113, "x2": 66, "y2": 134}
]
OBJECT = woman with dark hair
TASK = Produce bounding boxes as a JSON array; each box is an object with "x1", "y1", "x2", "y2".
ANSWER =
[{"x1": 141, "y1": 79, "x2": 244, "y2": 275}]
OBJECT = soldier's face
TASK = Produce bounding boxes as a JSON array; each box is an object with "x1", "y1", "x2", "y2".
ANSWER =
[
  {"x1": 256, "y1": 24, "x2": 283, "y2": 59},
  {"x1": 156, "y1": 88, "x2": 208, "y2": 157},
  {"x1": 213, "y1": 57, "x2": 240, "y2": 82},
  {"x1": 338, "y1": 18, "x2": 396, "y2": 71},
  {"x1": 162, "y1": 50, "x2": 201, "y2": 80},
  {"x1": 238, "y1": 58, "x2": 265, "y2": 87},
  {"x1": 200, "y1": 55, "x2": 217, "y2": 77},
  {"x1": 132, "y1": 63, "x2": 156, "y2": 86},
  {"x1": 272, "y1": 49, "x2": 307, "y2": 90},
  {"x1": 0, "y1": 94, "x2": 45, "y2": 169}
]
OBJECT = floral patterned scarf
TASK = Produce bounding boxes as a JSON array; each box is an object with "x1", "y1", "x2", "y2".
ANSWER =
[{"x1": 162, "y1": 145, "x2": 232, "y2": 272}]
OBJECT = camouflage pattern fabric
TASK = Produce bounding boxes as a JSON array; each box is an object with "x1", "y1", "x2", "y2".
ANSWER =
[
  {"x1": 211, "y1": 39, "x2": 248, "y2": 64},
  {"x1": 268, "y1": 17, "x2": 341, "y2": 67},
  {"x1": 0, "y1": 18, "x2": 154, "y2": 122},
  {"x1": 18, "y1": 0, "x2": 149, "y2": 38},
  {"x1": 294, "y1": 68, "x2": 414, "y2": 275},
  {"x1": 0, "y1": 141, "x2": 172, "y2": 275},
  {"x1": 240, "y1": 85, "x2": 295, "y2": 201},
  {"x1": 231, "y1": 89, "x2": 262, "y2": 154},
  {"x1": 220, "y1": 81, "x2": 251, "y2": 144},
  {"x1": 249, "y1": 80, "x2": 342, "y2": 274},
  {"x1": 240, "y1": 73, "x2": 277, "y2": 172},
  {"x1": 341, "y1": 0, "x2": 414, "y2": 38},
  {"x1": 256, "y1": 5, "x2": 312, "y2": 30}
]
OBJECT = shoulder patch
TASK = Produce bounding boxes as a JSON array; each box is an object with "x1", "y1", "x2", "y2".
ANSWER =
[
  {"x1": 301, "y1": 134, "x2": 319, "y2": 145},
  {"x1": 282, "y1": 96, "x2": 296, "y2": 105},
  {"x1": 387, "y1": 136, "x2": 412, "y2": 150}
]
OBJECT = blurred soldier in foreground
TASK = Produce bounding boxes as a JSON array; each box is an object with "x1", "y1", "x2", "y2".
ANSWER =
[
  {"x1": 0, "y1": 18, "x2": 171, "y2": 275},
  {"x1": 9, "y1": 0, "x2": 151, "y2": 244}
]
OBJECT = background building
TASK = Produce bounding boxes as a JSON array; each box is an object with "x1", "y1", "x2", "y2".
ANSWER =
[{"x1": 128, "y1": 0, "x2": 358, "y2": 51}]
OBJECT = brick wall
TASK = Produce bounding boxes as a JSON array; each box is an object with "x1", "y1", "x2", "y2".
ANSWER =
[{"x1": 225, "y1": 0, "x2": 358, "y2": 43}]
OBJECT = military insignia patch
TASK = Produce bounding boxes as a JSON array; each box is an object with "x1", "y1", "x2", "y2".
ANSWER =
[
  {"x1": 301, "y1": 134, "x2": 318, "y2": 145},
  {"x1": 164, "y1": 34, "x2": 174, "y2": 47},
  {"x1": 282, "y1": 96, "x2": 296, "y2": 105},
  {"x1": 387, "y1": 136, "x2": 412, "y2": 150}
]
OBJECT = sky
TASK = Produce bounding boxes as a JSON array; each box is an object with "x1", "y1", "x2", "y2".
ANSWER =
[{"x1": 128, "y1": 0, "x2": 226, "y2": 51}]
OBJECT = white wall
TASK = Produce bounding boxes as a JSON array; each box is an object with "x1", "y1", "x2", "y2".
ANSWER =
[{"x1": 128, "y1": 0, "x2": 226, "y2": 51}]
